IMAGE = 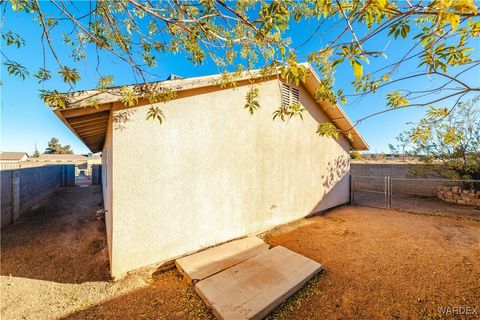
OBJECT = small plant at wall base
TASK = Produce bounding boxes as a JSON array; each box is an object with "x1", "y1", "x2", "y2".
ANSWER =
[
  {"x1": 2, "y1": 1, "x2": 480, "y2": 143},
  {"x1": 392, "y1": 96, "x2": 480, "y2": 189}
]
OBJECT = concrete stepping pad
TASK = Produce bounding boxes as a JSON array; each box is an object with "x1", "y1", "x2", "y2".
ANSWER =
[
  {"x1": 195, "y1": 246, "x2": 322, "y2": 320},
  {"x1": 176, "y1": 236, "x2": 269, "y2": 284}
]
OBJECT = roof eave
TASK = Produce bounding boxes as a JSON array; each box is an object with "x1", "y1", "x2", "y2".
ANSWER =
[
  {"x1": 53, "y1": 105, "x2": 111, "y2": 153},
  {"x1": 49, "y1": 62, "x2": 369, "y2": 152},
  {"x1": 299, "y1": 62, "x2": 369, "y2": 151}
]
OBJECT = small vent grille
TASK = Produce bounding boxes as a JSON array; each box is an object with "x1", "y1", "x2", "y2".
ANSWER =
[
  {"x1": 281, "y1": 83, "x2": 300, "y2": 107},
  {"x1": 281, "y1": 83, "x2": 291, "y2": 107},
  {"x1": 291, "y1": 87, "x2": 299, "y2": 105}
]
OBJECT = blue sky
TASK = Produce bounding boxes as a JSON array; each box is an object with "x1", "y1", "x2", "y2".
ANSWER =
[{"x1": 1, "y1": 3, "x2": 478, "y2": 155}]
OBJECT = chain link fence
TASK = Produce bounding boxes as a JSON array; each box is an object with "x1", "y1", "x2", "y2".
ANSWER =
[
  {"x1": 350, "y1": 175, "x2": 390, "y2": 209},
  {"x1": 350, "y1": 175, "x2": 480, "y2": 220}
]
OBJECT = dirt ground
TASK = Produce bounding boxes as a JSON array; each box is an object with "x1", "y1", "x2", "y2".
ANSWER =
[
  {"x1": 264, "y1": 207, "x2": 480, "y2": 320},
  {"x1": 1, "y1": 186, "x2": 108, "y2": 283},
  {"x1": 0, "y1": 186, "x2": 212, "y2": 320},
  {"x1": 1, "y1": 186, "x2": 479, "y2": 319}
]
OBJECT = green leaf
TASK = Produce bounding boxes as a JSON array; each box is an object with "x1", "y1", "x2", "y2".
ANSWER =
[
  {"x1": 447, "y1": 13, "x2": 460, "y2": 31},
  {"x1": 4, "y1": 61, "x2": 29, "y2": 80},
  {"x1": 40, "y1": 89, "x2": 67, "y2": 108},
  {"x1": 244, "y1": 86, "x2": 261, "y2": 115},
  {"x1": 33, "y1": 68, "x2": 51, "y2": 83},
  {"x1": 146, "y1": 106, "x2": 165, "y2": 123},
  {"x1": 351, "y1": 59, "x2": 363, "y2": 80},
  {"x1": 386, "y1": 91, "x2": 409, "y2": 108},
  {"x1": 146, "y1": 87, "x2": 177, "y2": 104},
  {"x1": 316, "y1": 122, "x2": 340, "y2": 139},
  {"x1": 98, "y1": 75, "x2": 114, "y2": 89},
  {"x1": 120, "y1": 86, "x2": 138, "y2": 107},
  {"x1": 1, "y1": 30, "x2": 25, "y2": 48},
  {"x1": 443, "y1": 127, "x2": 456, "y2": 144},
  {"x1": 58, "y1": 66, "x2": 80, "y2": 85},
  {"x1": 401, "y1": 24, "x2": 410, "y2": 39}
]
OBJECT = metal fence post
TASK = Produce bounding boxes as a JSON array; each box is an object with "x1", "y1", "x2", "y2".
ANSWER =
[
  {"x1": 387, "y1": 176, "x2": 392, "y2": 210},
  {"x1": 384, "y1": 176, "x2": 388, "y2": 209},
  {"x1": 349, "y1": 174, "x2": 353, "y2": 204}
]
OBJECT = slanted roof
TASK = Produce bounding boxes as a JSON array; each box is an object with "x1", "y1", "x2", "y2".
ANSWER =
[
  {"x1": 0, "y1": 152, "x2": 29, "y2": 161},
  {"x1": 35, "y1": 154, "x2": 88, "y2": 162},
  {"x1": 49, "y1": 63, "x2": 368, "y2": 152}
]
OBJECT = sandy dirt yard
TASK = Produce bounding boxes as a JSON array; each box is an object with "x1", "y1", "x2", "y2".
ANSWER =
[
  {"x1": 1, "y1": 186, "x2": 479, "y2": 319},
  {"x1": 264, "y1": 206, "x2": 480, "y2": 320}
]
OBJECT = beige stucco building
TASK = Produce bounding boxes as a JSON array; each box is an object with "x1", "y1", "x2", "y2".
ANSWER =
[{"x1": 50, "y1": 63, "x2": 368, "y2": 278}]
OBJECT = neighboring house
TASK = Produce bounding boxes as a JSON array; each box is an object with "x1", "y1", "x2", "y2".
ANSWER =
[
  {"x1": 0, "y1": 152, "x2": 29, "y2": 163},
  {"x1": 49, "y1": 63, "x2": 369, "y2": 278},
  {"x1": 86, "y1": 156, "x2": 102, "y2": 176},
  {"x1": 31, "y1": 154, "x2": 89, "y2": 176},
  {"x1": 32, "y1": 154, "x2": 88, "y2": 163},
  {"x1": 31, "y1": 154, "x2": 101, "y2": 175}
]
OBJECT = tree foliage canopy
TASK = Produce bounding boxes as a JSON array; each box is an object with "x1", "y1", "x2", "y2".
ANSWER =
[
  {"x1": 3, "y1": 0, "x2": 480, "y2": 143},
  {"x1": 391, "y1": 96, "x2": 480, "y2": 180},
  {"x1": 44, "y1": 137, "x2": 74, "y2": 154}
]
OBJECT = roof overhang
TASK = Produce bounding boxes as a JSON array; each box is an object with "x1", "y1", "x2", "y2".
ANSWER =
[
  {"x1": 50, "y1": 63, "x2": 368, "y2": 152},
  {"x1": 301, "y1": 64, "x2": 369, "y2": 150},
  {"x1": 53, "y1": 105, "x2": 110, "y2": 153}
]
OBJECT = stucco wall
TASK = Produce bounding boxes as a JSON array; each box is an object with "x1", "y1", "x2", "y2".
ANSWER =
[
  {"x1": 102, "y1": 112, "x2": 114, "y2": 265},
  {"x1": 108, "y1": 79, "x2": 352, "y2": 277}
]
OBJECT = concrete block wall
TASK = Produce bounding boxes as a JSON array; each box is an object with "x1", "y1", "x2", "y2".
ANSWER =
[
  {"x1": 91, "y1": 164, "x2": 102, "y2": 185},
  {"x1": 62, "y1": 164, "x2": 76, "y2": 186},
  {"x1": 351, "y1": 163, "x2": 447, "y2": 196},
  {"x1": 390, "y1": 178, "x2": 457, "y2": 196},
  {"x1": 1, "y1": 165, "x2": 75, "y2": 229},
  {"x1": 351, "y1": 163, "x2": 420, "y2": 178},
  {"x1": 1, "y1": 171, "x2": 13, "y2": 228},
  {"x1": 351, "y1": 175, "x2": 387, "y2": 193}
]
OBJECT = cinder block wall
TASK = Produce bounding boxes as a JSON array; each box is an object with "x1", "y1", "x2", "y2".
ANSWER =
[
  {"x1": 350, "y1": 163, "x2": 445, "y2": 196},
  {"x1": 1, "y1": 164, "x2": 75, "y2": 229},
  {"x1": 1, "y1": 171, "x2": 13, "y2": 228},
  {"x1": 351, "y1": 162, "x2": 418, "y2": 178},
  {"x1": 91, "y1": 164, "x2": 102, "y2": 185},
  {"x1": 64, "y1": 165, "x2": 76, "y2": 186}
]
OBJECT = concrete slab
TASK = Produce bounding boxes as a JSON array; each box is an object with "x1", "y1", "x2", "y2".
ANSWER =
[
  {"x1": 176, "y1": 236, "x2": 269, "y2": 283},
  {"x1": 195, "y1": 246, "x2": 322, "y2": 320}
]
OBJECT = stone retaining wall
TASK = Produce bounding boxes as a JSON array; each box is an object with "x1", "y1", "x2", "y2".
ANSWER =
[{"x1": 437, "y1": 186, "x2": 480, "y2": 206}]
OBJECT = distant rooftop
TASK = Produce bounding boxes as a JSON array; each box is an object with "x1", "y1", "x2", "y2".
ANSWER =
[
  {"x1": 0, "y1": 152, "x2": 29, "y2": 161},
  {"x1": 33, "y1": 154, "x2": 88, "y2": 162}
]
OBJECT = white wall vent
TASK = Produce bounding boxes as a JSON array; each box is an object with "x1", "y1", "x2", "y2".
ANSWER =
[{"x1": 281, "y1": 83, "x2": 300, "y2": 107}]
